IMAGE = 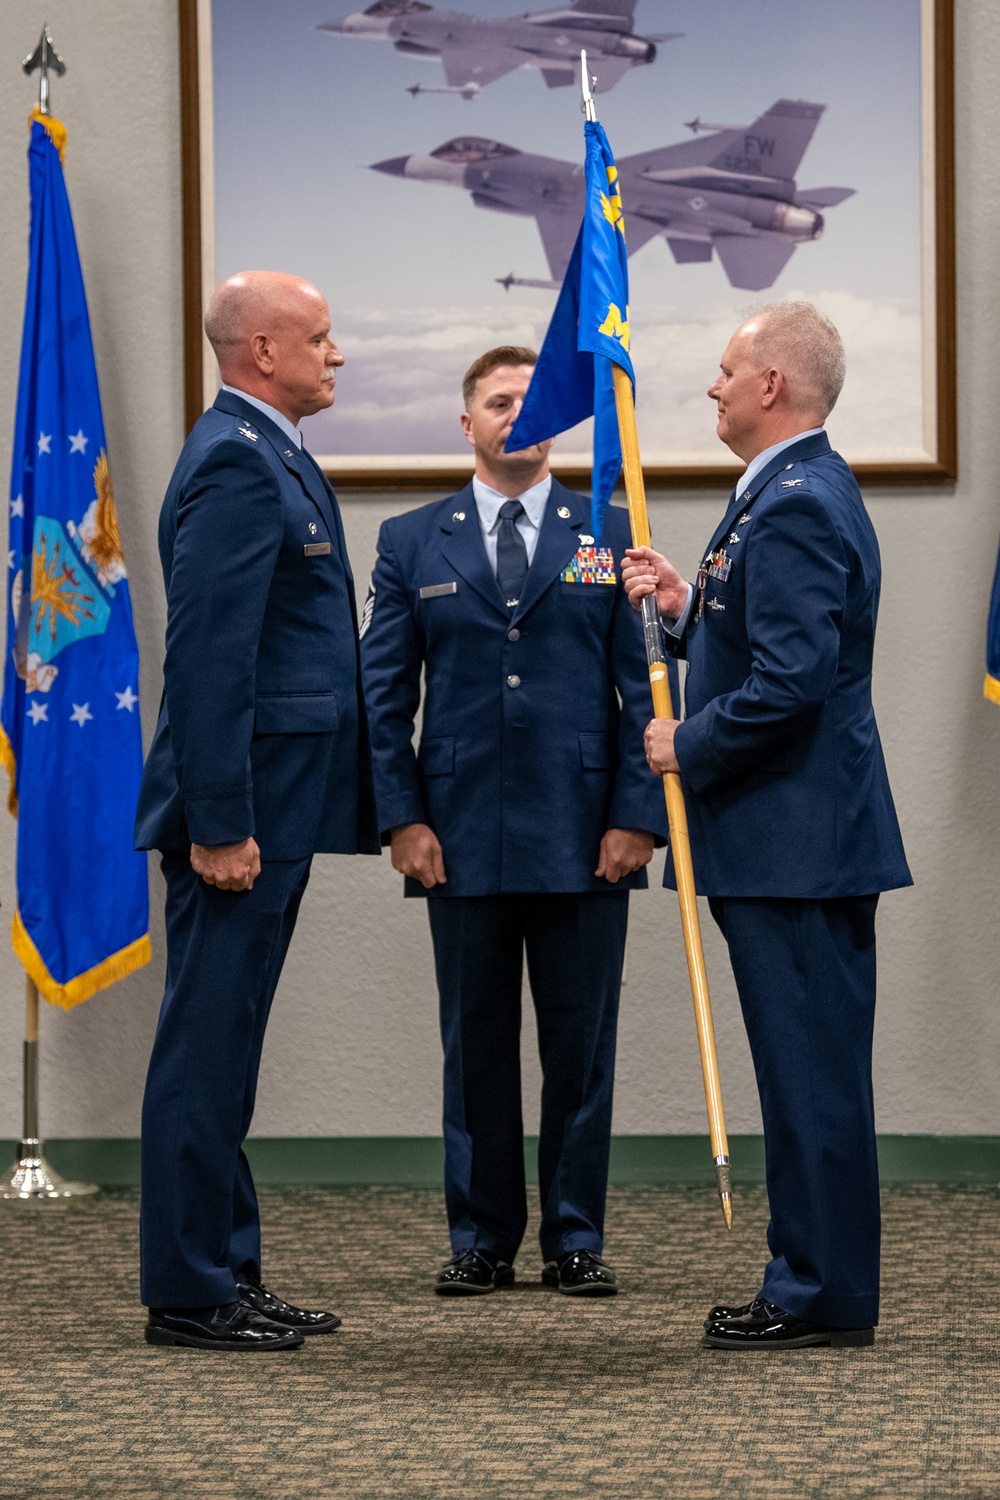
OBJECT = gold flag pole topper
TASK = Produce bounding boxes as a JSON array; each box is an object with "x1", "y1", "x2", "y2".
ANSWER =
[
  {"x1": 0, "y1": 30, "x2": 97, "y2": 1204},
  {"x1": 580, "y1": 53, "x2": 732, "y2": 1228}
]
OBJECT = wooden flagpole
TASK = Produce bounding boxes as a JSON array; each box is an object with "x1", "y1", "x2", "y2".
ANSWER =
[
  {"x1": 581, "y1": 53, "x2": 732, "y2": 1226},
  {"x1": 612, "y1": 366, "x2": 731, "y2": 1228}
]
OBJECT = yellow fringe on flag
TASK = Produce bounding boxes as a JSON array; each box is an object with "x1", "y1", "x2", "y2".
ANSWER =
[
  {"x1": 984, "y1": 674, "x2": 1000, "y2": 707},
  {"x1": 30, "y1": 108, "x2": 67, "y2": 162},
  {"x1": 0, "y1": 724, "x2": 17, "y2": 815},
  {"x1": 12, "y1": 908, "x2": 151, "y2": 1011}
]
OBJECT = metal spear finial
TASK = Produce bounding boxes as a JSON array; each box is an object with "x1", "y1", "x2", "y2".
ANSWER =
[
  {"x1": 23, "y1": 26, "x2": 66, "y2": 117},
  {"x1": 580, "y1": 50, "x2": 597, "y2": 122}
]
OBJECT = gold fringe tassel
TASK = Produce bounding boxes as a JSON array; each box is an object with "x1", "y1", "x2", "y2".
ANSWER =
[
  {"x1": 0, "y1": 725, "x2": 17, "y2": 816},
  {"x1": 984, "y1": 674, "x2": 1000, "y2": 707},
  {"x1": 30, "y1": 108, "x2": 67, "y2": 162},
  {"x1": 12, "y1": 909, "x2": 151, "y2": 1011}
]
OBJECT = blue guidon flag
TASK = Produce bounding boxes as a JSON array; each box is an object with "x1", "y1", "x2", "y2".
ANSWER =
[
  {"x1": 1, "y1": 111, "x2": 150, "y2": 1009},
  {"x1": 506, "y1": 118, "x2": 634, "y2": 544}
]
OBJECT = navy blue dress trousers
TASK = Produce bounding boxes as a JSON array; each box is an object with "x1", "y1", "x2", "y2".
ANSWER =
[
  {"x1": 361, "y1": 481, "x2": 669, "y2": 1261},
  {"x1": 135, "y1": 391, "x2": 379, "y2": 1309}
]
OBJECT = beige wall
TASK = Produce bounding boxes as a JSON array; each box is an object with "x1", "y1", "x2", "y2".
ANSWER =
[{"x1": 0, "y1": 1, "x2": 996, "y2": 1140}]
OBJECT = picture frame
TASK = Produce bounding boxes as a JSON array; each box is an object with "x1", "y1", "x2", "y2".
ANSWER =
[{"x1": 178, "y1": 0, "x2": 955, "y2": 490}]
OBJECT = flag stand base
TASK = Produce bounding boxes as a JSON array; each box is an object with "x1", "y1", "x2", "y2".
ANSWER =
[
  {"x1": 0, "y1": 1138, "x2": 98, "y2": 1200},
  {"x1": 0, "y1": 978, "x2": 99, "y2": 1201}
]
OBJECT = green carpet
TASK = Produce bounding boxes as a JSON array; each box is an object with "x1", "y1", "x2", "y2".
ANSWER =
[{"x1": 0, "y1": 1185, "x2": 997, "y2": 1498}]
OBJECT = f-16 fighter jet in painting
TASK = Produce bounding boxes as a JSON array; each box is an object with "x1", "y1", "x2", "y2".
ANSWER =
[
  {"x1": 371, "y1": 99, "x2": 854, "y2": 290},
  {"x1": 321, "y1": 0, "x2": 677, "y2": 96}
]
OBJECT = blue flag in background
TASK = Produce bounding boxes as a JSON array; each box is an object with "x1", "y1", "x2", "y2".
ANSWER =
[
  {"x1": 986, "y1": 545, "x2": 1000, "y2": 706},
  {"x1": 1, "y1": 113, "x2": 149, "y2": 1009},
  {"x1": 506, "y1": 120, "x2": 635, "y2": 542}
]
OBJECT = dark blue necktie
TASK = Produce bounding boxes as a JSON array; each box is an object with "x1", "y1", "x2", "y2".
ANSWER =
[{"x1": 496, "y1": 499, "x2": 528, "y2": 606}]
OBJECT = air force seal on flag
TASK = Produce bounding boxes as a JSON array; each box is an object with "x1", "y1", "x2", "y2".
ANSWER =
[{"x1": 11, "y1": 451, "x2": 125, "y2": 695}]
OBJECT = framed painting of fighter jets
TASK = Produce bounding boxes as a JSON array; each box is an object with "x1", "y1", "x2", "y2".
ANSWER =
[{"x1": 179, "y1": 0, "x2": 955, "y2": 486}]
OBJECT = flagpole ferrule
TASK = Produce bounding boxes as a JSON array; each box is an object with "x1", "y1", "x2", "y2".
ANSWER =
[
  {"x1": 641, "y1": 593, "x2": 666, "y2": 668},
  {"x1": 714, "y1": 1156, "x2": 733, "y2": 1230}
]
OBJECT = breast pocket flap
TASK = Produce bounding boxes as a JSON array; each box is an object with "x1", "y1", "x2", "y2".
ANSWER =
[
  {"x1": 254, "y1": 693, "x2": 339, "y2": 735},
  {"x1": 417, "y1": 736, "x2": 455, "y2": 777},
  {"x1": 579, "y1": 732, "x2": 612, "y2": 770}
]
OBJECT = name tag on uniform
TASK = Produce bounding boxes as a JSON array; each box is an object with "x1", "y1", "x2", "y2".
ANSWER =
[
  {"x1": 561, "y1": 546, "x2": 616, "y2": 585},
  {"x1": 304, "y1": 542, "x2": 331, "y2": 556},
  {"x1": 419, "y1": 582, "x2": 457, "y2": 599}
]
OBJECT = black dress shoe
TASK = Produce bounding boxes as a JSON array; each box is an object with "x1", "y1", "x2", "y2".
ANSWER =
[
  {"x1": 705, "y1": 1295, "x2": 767, "y2": 1328},
  {"x1": 435, "y1": 1248, "x2": 516, "y2": 1295},
  {"x1": 145, "y1": 1300, "x2": 304, "y2": 1350},
  {"x1": 702, "y1": 1300, "x2": 874, "y2": 1350},
  {"x1": 541, "y1": 1249, "x2": 618, "y2": 1296},
  {"x1": 237, "y1": 1277, "x2": 341, "y2": 1334}
]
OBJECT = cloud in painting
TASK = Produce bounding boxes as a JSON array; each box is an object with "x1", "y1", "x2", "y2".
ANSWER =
[{"x1": 304, "y1": 288, "x2": 925, "y2": 463}]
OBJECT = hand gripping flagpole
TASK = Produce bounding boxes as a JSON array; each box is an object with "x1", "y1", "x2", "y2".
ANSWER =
[
  {"x1": 581, "y1": 54, "x2": 732, "y2": 1228},
  {"x1": 0, "y1": 31, "x2": 97, "y2": 1203}
]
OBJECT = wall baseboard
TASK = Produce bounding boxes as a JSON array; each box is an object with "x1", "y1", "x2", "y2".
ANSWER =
[{"x1": 0, "y1": 1136, "x2": 996, "y2": 1189}]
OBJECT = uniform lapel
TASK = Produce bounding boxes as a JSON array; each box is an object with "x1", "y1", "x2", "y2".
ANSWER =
[
  {"x1": 296, "y1": 447, "x2": 344, "y2": 538},
  {"x1": 703, "y1": 430, "x2": 833, "y2": 556},
  {"x1": 439, "y1": 483, "x2": 510, "y2": 619},
  {"x1": 511, "y1": 480, "x2": 586, "y2": 623},
  {"x1": 212, "y1": 391, "x2": 335, "y2": 537}
]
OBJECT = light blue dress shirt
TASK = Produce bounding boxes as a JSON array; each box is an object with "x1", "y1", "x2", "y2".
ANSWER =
[
  {"x1": 221, "y1": 384, "x2": 303, "y2": 449},
  {"x1": 472, "y1": 474, "x2": 551, "y2": 574}
]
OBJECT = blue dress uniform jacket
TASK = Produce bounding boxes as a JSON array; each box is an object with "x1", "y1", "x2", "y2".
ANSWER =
[
  {"x1": 361, "y1": 479, "x2": 668, "y2": 894},
  {"x1": 668, "y1": 430, "x2": 911, "y2": 899},
  {"x1": 134, "y1": 389, "x2": 379, "y2": 861}
]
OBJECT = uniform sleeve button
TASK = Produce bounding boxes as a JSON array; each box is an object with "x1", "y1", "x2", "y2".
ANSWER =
[
  {"x1": 506, "y1": 674, "x2": 521, "y2": 688},
  {"x1": 507, "y1": 628, "x2": 520, "y2": 642}
]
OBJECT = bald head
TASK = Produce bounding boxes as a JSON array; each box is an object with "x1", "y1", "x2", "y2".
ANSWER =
[{"x1": 205, "y1": 271, "x2": 343, "y2": 425}]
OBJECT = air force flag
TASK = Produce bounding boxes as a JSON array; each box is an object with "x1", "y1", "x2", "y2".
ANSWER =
[
  {"x1": 0, "y1": 113, "x2": 150, "y2": 1009},
  {"x1": 506, "y1": 120, "x2": 634, "y2": 543}
]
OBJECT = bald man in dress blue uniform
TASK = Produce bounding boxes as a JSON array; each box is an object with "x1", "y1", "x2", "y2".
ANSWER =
[
  {"x1": 135, "y1": 272, "x2": 379, "y2": 1351},
  {"x1": 361, "y1": 347, "x2": 668, "y2": 1297},
  {"x1": 624, "y1": 303, "x2": 911, "y2": 1350}
]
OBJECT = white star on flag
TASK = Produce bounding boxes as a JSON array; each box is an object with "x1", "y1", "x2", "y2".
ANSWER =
[
  {"x1": 70, "y1": 703, "x2": 93, "y2": 728},
  {"x1": 27, "y1": 701, "x2": 48, "y2": 725},
  {"x1": 7, "y1": 551, "x2": 14, "y2": 569},
  {"x1": 68, "y1": 430, "x2": 89, "y2": 454},
  {"x1": 115, "y1": 686, "x2": 138, "y2": 712},
  {"x1": 10, "y1": 495, "x2": 24, "y2": 518},
  {"x1": 37, "y1": 432, "x2": 52, "y2": 455}
]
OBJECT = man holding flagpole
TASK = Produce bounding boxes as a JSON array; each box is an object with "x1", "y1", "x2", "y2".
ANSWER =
[
  {"x1": 623, "y1": 303, "x2": 912, "y2": 1349},
  {"x1": 506, "y1": 59, "x2": 910, "y2": 1342}
]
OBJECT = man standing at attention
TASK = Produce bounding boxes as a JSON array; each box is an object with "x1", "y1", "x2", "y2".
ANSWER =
[
  {"x1": 135, "y1": 272, "x2": 380, "y2": 1350},
  {"x1": 361, "y1": 347, "x2": 667, "y2": 1297},
  {"x1": 623, "y1": 303, "x2": 911, "y2": 1350}
]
